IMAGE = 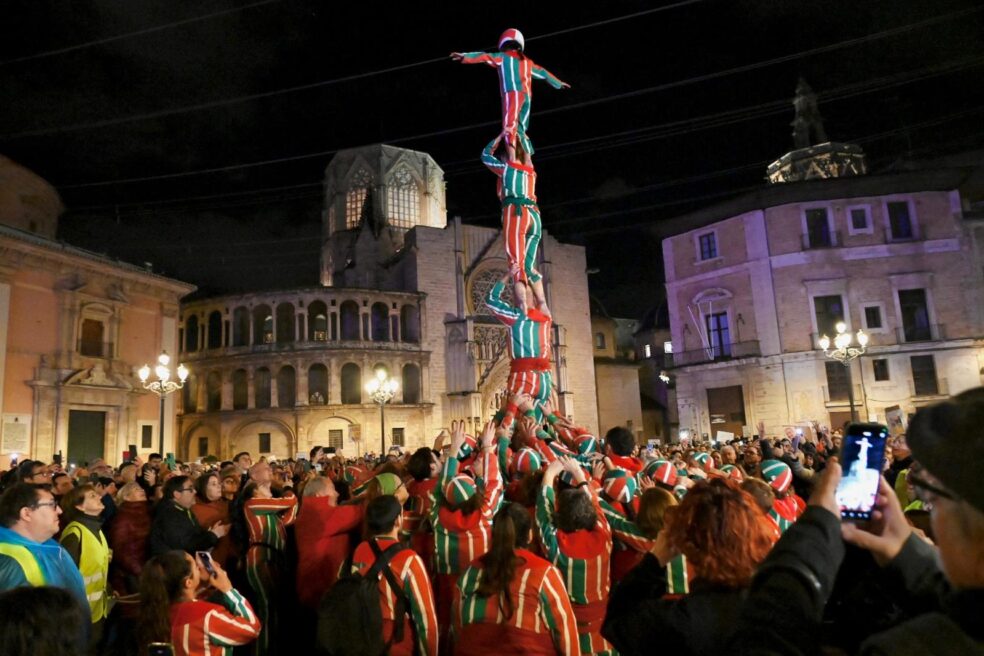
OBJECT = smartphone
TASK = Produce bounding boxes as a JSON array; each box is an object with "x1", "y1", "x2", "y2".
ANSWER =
[
  {"x1": 128, "y1": 444, "x2": 138, "y2": 461},
  {"x1": 166, "y1": 452, "x2": 177, "y2": 470},
  {"x1": 835, "y1": 423, "x2": 889, "y2": 521},
  {"x1": 196, "y1": 551, "x2": 216, "y2": 577},
  {"x1": 147, "y1": 643, "x2": 175, "y2": 656}
]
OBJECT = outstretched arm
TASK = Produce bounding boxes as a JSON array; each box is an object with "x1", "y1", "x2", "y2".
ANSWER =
[
  {"x1": 451, "y1": 51, "x2": 502, "y2": 67},
  {"x1": 485, "y1": 277, "x2": 521, "y2": 326},
  {"x1": 531, "y1": 63, "x2": 570, "y2": 89}
]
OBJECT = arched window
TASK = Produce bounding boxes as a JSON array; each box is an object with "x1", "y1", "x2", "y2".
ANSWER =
[
  {"x1": 255, "y1": 367, "x2": 271, "y2": 409},
  {"x1": 79, "y1": 318, "x2": 105, "y2": 356},
  {"x1": 387, "y1": 165, "x2": 418, "y2": 229},
  {"x1": 232, "y1": 307, "x2": 249, "y2": 346},
  {"x1": 207, "y1": 311, "x2": 222, "y2": 349},
  {"x1": 308, "y1": 301, "x2": 328, "y2": 341},
  {"x1": 308, "y1": 364, "x2": 328, "y2": 405},
  {"x1": 253, "y1": 305, "x2": 273, "y2": 345},
  {"x1": 183, "y1": 374, "x2": 198, "y2": 413},
  {"x1": 277, "y1": 366, "x2": 296, "y2": 408},
  {"x1": 341, "y1": 363, "x2": 362, "y2": 404},
  {"x1": 232, "y1": 369, "x2": 248, "y2": 410},
  {"x1": 402, "y1": 364, "x2": 421, "y2": 404},
  {"x1": 206, "y1": 371, "x2": 221, "y2": 412},
  {"x1": 371, "y1": 303, "x2": 389, "y2": 342},
  {"x1": 400, "y1": 305, "x2": 420, "y2": 343},
  {"x1": 185, "y1": 315, "x2": 199, "y2": 353},
  {"x1": 340, "y1": 301, "x2": 360, "y2": 340},
  {"x1": 346, "y1": 168, "x2": 373, "y2": 229},
  {"x1": 276, "y1": 303, "x2": 295, "y2": 344}
]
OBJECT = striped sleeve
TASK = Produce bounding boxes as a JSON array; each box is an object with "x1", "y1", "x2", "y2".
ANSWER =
[
  {"x1": 539, "y1": 565, "x2": 580, "y2": 656},
  {"x1": 244, "y1": 496, "x2": 297, "y2": 517},
  {"x1": 204, "y1": 589, "x2": 262, "y2": 647},
  {"x1": 480, "y1": 448, "x2": 503, "y2": 520},
  {"x1": 530, "y1": 62, "x2": 566, "y2": 89},
  {"x1": 403, "y1": 554, "x2": 439, "y2": 656},
  {"x1": 481, "y1": 136, "x2": 506, "y2": 177},
  {"x1": 485, "y1": 281, "x2": 521, "y2": 325},
  {"x1": 601, "y1": 499, "x2": 656, "y2": 552},
  {"x1": 497, "y1": 436, "x2": 512, "y2": 481},
  {"x1": 536, "y1": 485, "x2": 560, "y2": 561},
  {"x1": 458, "y1": 51, "x2": 502, "y2": 68}
]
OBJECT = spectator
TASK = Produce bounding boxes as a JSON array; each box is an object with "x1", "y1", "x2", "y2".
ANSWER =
[
  {"x1": 0, "y1": 585, "x2": 87, "y2": 656},
  {"x1": 190, "y1": 471, "x2": 234, "y2": 572},
  {"x1": 51, "y1": 472, "x2": 74, "y2": 500},
  {"x1": 0, "y1": 483, "x2": 88, "y2": 613},
  {"x1": 59, "y1": 485, "x2": 111, "y2": 636},
  {"x1": 603, "y1": 477, "x2": 774, "y2": 655},
  {"x1": 107, "y1": 482, "x2": 151, "y2": 595},
  {"x1": 18, "y1": 460, "x2": 52, "y2": 485},
  {"x1": 404, "y1": 447, "x2": 440, "y2": 571},
  {"x1": 149, "y1": 475, "x2": 228, "y2": 556},
  {"x1": 138, "y1": 550, "x2": 260, "y2": 656},
  {"x1": 604, "y1": 426, "x2": 644, "y2": 473},
  {"x1": 219, "y1": 466, "x2": 241, "y2": 502},
  {"x1": 455, "y1": 502, "x2": 579, "y2": 655}
]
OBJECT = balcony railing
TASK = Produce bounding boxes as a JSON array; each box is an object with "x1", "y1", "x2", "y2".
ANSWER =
[
  {"x1": 801, "y1": 230, "x2": 841, "y2": 250},
  {"x1": 77, "y1": 340, "x2": 114, "y2": 358},
  {"x1": 665, "y1": 340, "x2": 760, "y2": 368},
  {"x1": 896, "y1": 323, "x2": 945, "y2": 343},
  {"x1": 909, "y1": 376, "x2": 948, "y2": 398}
]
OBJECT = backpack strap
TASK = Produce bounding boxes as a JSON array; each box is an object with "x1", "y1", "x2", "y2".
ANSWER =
[{"x1": 369, "y1": 540, "x2": 414, "y2": 650}]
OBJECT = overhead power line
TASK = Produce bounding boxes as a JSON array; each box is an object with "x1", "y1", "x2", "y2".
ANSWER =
[{"x1": 0, "y1": 0, "x2": 282, "y2": 66}]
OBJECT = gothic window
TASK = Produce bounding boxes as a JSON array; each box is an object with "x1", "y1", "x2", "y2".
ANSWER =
[
  {"x1": 469, "y1": 267, "x2": 512, "y2": 316},
  {"x1": 346, "y1": 168, "x2": 373, "y2": 229},
  {"x1": 387, "y1": 165, "x2": 418, "y2": 229}
]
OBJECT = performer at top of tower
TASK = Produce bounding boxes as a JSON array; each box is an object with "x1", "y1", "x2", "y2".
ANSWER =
[{"x1": 452, "y1": 28, "x2": 570, "y2": 164}]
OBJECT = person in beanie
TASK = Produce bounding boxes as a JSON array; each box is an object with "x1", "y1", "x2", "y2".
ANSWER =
[
  {"x1": 731, "y1": 388, "x2": 984, "y2": 655},
  {"x1": 452, "y1": 28, "x2": 570, "y2": 162},
  {"x1": 761, "y1": 459, "x2": 805, "y2": 534},
  {"x1": 430, "y1": 421, "x2": 502, "y2": 652}
]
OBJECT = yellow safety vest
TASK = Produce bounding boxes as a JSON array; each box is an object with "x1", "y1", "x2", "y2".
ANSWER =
[
  {"x1": 61, "y1": 521, "x2": 112, "y2": 622},
  {"x1": 0, "y1": 542, "x2": 46, "y2": 587}
]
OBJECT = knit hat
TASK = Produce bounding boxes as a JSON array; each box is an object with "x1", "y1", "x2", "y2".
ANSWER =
[
  {"x1": 499, "y1": 28, "x2": 525, "y2": 51},
  {"x1": 761, "y1": 459, "x2": 792, "y2": 494},
  {"x1": 513, "y1": 448, "x2": 542, "y2": 475},
  {"x1": 374, "y1": 472, "x2": 403, "y2": 496},
  {"x1": 558, "y1": 469, "x2": 579, "y2": 486},
  {"x1": 457, "y1": 434, "x2": 478, "y2": 461},
  {"x1": 574, "y1": 434, "x2": 598, "y2": 456},
  {"x1": 444, "y1": 475, "x2": 477, "y2": 506},
  {"x1": 602, "y1": 469, "x2": 637, "y2": 504},
  {"x1": 720, "y1": 464, "x2": 744, "y2": 482},
  {"x1": 693, "y1": 452, "x2": 713, "y2": 472},
  {"x1": 343, "y1": 465, "x2": 365, "y2": 485},
  {"x1": 644, "y1": 459, "x2": 678, "y2": 487},
  {"x1": 908, "y1": 392, "x2": 984, "y2": 513}
]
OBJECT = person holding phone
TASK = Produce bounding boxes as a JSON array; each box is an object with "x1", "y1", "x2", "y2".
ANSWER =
[
  {"x1": 138, "y1": 550, "x2": 260, "y2": 656},
  {"x1": 732, "y1": 391, "x2": 984, "y2": 654}
]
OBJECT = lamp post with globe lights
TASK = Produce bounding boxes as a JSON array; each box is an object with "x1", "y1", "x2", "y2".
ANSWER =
[
  {"x1": 366, "y1": 369, "x2": 399, "y2": 455},
  {"x1": 818, "y1": 322, "x2": 868, "y2": 424},
  {"x1": 138, "y1": 351, "x2": 188, "y2": 455}
]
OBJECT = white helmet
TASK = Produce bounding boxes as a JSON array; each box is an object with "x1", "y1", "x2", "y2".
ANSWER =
[{"x1": 498, "y1": 28, "x2": 525, "y2": 51}]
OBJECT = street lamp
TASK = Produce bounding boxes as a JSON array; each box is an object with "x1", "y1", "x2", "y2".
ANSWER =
[
  {"x1": 138, "y1": 351, "x2": 189, "y2": 455},
  {"x1": 818, "y1": 321, "x2": 868, "y2": 423},
  {"x1": 366, "y1": 369, "x2": 399, "y2": 455}
]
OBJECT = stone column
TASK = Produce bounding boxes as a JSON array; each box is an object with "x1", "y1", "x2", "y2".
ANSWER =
[
  {"x1": 247, "y1": 370, "x2": 256, "y2": 410},
  {"x1": 328, "y1": 359, "x2": 340, "y2": 405},
  {"x1": 221, "y1": 370, "x2": 233, "y2": 411},
  {"x1": 297, "y1": 362, "x2": 309, "y2": 406}
]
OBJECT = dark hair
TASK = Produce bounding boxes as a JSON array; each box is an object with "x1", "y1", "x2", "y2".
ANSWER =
[
  {"x1": 365, "y1": 495, "x2": 402, "y2": 536},
  {"x1": 407, "y1": 447, "x2": 434, "y2": 481},
  {"x1": 309, "y1": 445, "x2": 324, "y2": 461},
  {"x1": 605, "y1": 426, "x2": 636, "y2": 456},
  {"x1": 740, "y1": 478, "x2": 775, "y2": 513},
  {"x1": 149, "y1": 453, "x2": 163, "y2": 461},
  {"x1": 119, "y1": 461, "x2": 137, "y2": 473},
  {"x1": 636, "y1": 487, "x2": 676, "y2": 538},
  {"x1": 51, "y1": 472, "x2": 69, "y2": 485},
  {"x1": 194, "y1": 471, "x2": 219, "y2": 503},
  {"x1": 476, "y1": 503, "x2": 531, "y2": 620},
  {"x1": 555, "y1": 489, "x2": 597, "y2": 532},
  {"x1": 162, "y1": 475, "x2": 191, "y2": 502},
  {"x1": 233, "y1": 451, "x2": 251, "y2": 462},
  {"x1": 0, "y1": 585, "x2": 86, "y2": 656},
  {"x1": 0, "y1": 483, "x2": 42, "y2": 527},
  {"x1": 16, "y1": 460, "x2": 38, "y2": 482},
  {"x1": 60, "y1": 484, "x2": 94, "y2": 517},
  {"x1": 138, "y1": 551, "x2": 193, "y2": 649}
]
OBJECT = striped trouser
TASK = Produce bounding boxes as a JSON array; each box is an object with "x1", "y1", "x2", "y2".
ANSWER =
[
  {"x1": 502, "y1": 202, "x2": 542, "y2": 284},
  {"x1": 501, "y1": 90, "x2": 534, "y2": 154},
  {"x1": 246, "y1": 553, "x2": 279, "y2": 656},
  {"x1": 507, "y1": 369, "x2": 551, "y2": 406}
]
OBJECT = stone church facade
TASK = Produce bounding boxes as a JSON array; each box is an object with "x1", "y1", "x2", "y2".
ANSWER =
[{"x1": 176, "y1": 145, "x2": 597, "y2": 460}]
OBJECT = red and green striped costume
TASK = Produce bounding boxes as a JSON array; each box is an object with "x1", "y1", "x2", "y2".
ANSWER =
[
  {"x1": 404, "y1": 478, "x2": 439, "y2": 574},
  {"x1": 169, "y1": 589, "x2": 261, "y2": 656},
  {"x1": 431, "y1": 449, "x2": 503, "y2": 649},
  {"x1": 454, "y1": 548, "x2": 580, "y2": 656},
  {"x1": 599, "y1": 498, "x2": 656, "y2": 584},
  {"x1": 486, "y1": 280, "x2": 553, "y2": 416},
  {"x1": 536, "y1": 484, "x2": 615, "y2": 656},
  {"x1": 457, "y1": 50, "x2": 567, "y2": 156},
  {"x1": 243, "y1": 495, "x2": 298, "y2": 656},
  {"x1": 481, "y1": 136, "x2": 542, "y2": 285},
  {"x1": 349, "y1": 536, "x2": 439, "y2": 656}
]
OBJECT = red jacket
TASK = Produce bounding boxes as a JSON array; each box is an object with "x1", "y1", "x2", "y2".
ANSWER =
[
  {"x1": 107, "y1": 500, "x2": 151, "y2": 594},
  {"x1": 294, "y1": 497, "x2": 364, "y2": 608}
]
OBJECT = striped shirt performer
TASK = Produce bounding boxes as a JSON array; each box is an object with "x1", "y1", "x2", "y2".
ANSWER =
[
  {"x1": 243, "y1": 494, "x2": 298, "y2": 656},
  {"x1": 169, "y1": 588, "x2": 261, "y2": 656}
]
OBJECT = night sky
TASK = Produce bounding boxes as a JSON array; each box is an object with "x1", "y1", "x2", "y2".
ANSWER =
[{"x1": 2, "y1": 0, "x2": 983, "y2": 317}]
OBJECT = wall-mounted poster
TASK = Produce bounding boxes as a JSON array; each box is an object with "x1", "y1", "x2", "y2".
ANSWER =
[
  {"x1": 885, "y1": 405, "x2": 906, "y2": 438},
  {"x1": 1, "y1": 415, "x2": 31, "y2": 455}
]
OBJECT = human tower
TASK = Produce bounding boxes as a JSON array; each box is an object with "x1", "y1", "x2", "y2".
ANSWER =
[{"x1": 452, "y1": 28, "x2": 569, "y2": 424}]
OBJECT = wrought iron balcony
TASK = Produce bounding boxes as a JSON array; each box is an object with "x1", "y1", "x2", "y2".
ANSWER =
[{"x1": 665, "y1": 340, "x2": 760, "y2": 368}]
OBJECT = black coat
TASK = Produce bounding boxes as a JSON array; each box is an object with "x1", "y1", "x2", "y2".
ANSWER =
[
  {"x1": 149, "y1": 499, "x2": 218, "y2": 556},
  {"x1": 603, "y1": 552, "x2": 748, "y2": 656}
]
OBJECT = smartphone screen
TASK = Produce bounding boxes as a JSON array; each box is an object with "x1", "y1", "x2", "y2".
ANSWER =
[
  {"x1": 835, "y1": 423, "x2": 889, "y2": 521},
  {"x1": 196, "y1": 551, "x2": 216, "y2": 576}
]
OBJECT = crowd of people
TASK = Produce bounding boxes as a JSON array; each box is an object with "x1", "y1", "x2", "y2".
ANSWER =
[{"x1": 0, "y1": 388, "x2": 980, "y2": 656}]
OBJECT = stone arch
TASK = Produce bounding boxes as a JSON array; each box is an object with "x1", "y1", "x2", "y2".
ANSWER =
[
  {"x1": 180, "y1": 420, "x2": 221, "y2": 461},
  {"x1": 340, "y1": 300, "x2": 360, "y2": 341},
  {"x1": 253, "y1": 305, "x2": 273, "y2": 345},
  {"x1": 308, "y1": 300, "x2": 328, "y2": 340},
  {"x1": 229, "y1": 418, "x2": 295, "y2": 458},
  {"x1": 309, "y1": 415, "x2": 360, "y2": 455}
]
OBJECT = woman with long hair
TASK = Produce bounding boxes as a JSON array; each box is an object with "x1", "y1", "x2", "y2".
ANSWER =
[
  {"x1": 108, "y1": 482, "x2": 152, "y2": 595},
  {"x1": 191, "y1": 472, "x2": 234, "y2": 572},
  {"x1": 602, "y1": 477, "x2": 775, "y2": 655},
  {"x1": 455, "y1": 502, "x2": 579, "y2": 655},
  {"x1": 138, "y1": 550, "x2": 260, "y2": 656}
]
